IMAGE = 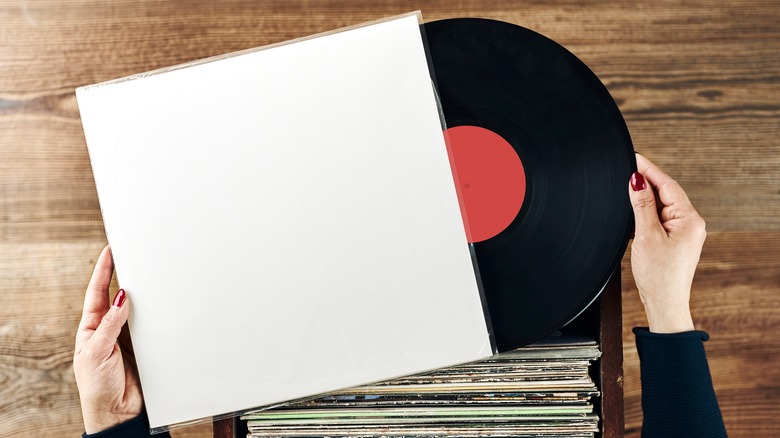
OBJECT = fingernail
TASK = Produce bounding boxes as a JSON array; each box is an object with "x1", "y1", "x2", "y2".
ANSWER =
[
  {"x1": 112, "y1": 289, "x2": 126, "y2": 308},
  {"x1": 631, "y1": 172, "x2": 646, "y2": 192}
]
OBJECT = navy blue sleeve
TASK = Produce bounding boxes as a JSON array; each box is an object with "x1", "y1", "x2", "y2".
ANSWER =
[
  {"x1": 82, "y1": 412, "x2": 170, "y2": 438},
  {"x1": 634, "y1": 327, "x2": 728, "y2": 438}
]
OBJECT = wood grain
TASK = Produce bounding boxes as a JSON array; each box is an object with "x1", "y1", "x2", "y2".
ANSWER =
[
  {"x1": 622, "y1": 232, "x2": 780, "y2": 437},
  {"x1": 1, "y1": 0, "x2": 778, "y2": 436}
]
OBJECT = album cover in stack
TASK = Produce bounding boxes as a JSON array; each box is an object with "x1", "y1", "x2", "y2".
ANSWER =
[
  {"x1": 242, "y1": 332, "x2": 602, "y2": 437},
  {"x1": 76, "y1": 10, "x2": 634, "y2": 434}
]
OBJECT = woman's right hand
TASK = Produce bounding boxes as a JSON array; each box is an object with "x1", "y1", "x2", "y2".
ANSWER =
[{"x1": 628, "y1": 153, "x2": 707, "y2": 334}]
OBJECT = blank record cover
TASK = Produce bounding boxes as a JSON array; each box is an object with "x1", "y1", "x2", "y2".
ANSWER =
[{"x1": 76, "y1": 12, "x2": 492, "y2": 430}]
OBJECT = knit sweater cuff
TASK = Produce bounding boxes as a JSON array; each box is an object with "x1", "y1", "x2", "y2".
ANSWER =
[
  {"x1": 83, "y1": 412, "x2": 168, "y2": 438},
  {"x1": 633, "y1": 326, "x2": 727, "y2": 438}
]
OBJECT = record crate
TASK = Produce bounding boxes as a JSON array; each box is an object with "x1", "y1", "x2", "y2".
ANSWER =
[{"x1": 212, "y1": 271, "x2": 624, "y2": 438}]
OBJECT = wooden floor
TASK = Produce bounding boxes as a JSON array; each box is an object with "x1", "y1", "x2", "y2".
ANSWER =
[{"x1": 1, "y1": 0, "x2": 778, "y2": 436}]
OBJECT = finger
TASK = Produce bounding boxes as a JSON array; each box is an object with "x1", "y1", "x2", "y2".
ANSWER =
[
  {"x1": 635, "y1": 154, "x2": 692, "y2": 208},
  {"x1": 628, "y1": 171, "x2": 665, "y2": 238},
  {"x1": 81, "y1": 245, "x2": 114, "y2": 324},
  {"x1": 87, "y1": 289, "x2": 130, "y2": 362},
  {"x1": 76, "y1": 246, "x2": 115, "y2": 352}
]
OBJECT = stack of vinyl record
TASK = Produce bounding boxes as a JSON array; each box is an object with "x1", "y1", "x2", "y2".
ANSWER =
[{"x1": 241, "y1": 334, "x2": 601, "y2": 437}]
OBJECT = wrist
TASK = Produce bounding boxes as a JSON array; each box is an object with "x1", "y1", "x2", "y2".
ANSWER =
[
  {"x1": 643, "y1": 302, "x2": 695, "y2": 334},
  {"x1": 82, "y1": 409, "x2": 138, "y2": 435}
]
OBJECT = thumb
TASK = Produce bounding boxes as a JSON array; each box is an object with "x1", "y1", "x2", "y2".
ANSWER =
[
  {"x1": 88, "y1": 289, "x2": 130, "y2": 361},
  {"x1": 629, "y1": 172, "x2": 663, "y2": 238}
]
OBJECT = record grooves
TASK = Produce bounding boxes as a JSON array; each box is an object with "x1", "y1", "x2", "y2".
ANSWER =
[{"x1": 424, "y1": 18, "x2": 636, "y2": 352}]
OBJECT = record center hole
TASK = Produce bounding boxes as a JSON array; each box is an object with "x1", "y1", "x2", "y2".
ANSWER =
[{"x1": 444, "y1": 125, "x2": 526, "y2": 243}]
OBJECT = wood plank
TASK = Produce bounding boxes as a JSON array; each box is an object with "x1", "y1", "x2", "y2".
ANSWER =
[
  {"x1": 212, "y1": 416, "x2": 247, "y2": 438},
  {"x1": 0, "y1": 242, "x2": 106, "y2": 436},
  {"x1": 600, "y1": 270, "x2": 624, "y2": 438}
]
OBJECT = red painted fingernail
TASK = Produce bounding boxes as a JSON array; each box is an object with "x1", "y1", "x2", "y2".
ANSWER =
[
  {"x1": 112, "y1": 289, "x2": 126, "y2": 308},
  {"x1": 631, "y1": 172, "x2": 646, "y2": 192}
]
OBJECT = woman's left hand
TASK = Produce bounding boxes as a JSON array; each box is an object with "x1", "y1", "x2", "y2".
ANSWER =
[{"x1": 73, "y1": 245, "x2": 143, "y2": 434}]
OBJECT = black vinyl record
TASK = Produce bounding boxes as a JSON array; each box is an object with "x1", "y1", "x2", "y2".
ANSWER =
[{"x1": 423, "y1": 18, "x2": 636, "y2": 352}]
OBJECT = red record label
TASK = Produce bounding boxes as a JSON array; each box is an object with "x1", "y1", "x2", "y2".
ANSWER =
[{"x1": 444, "y1": 125, "x2": 526, "y2": 243}]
